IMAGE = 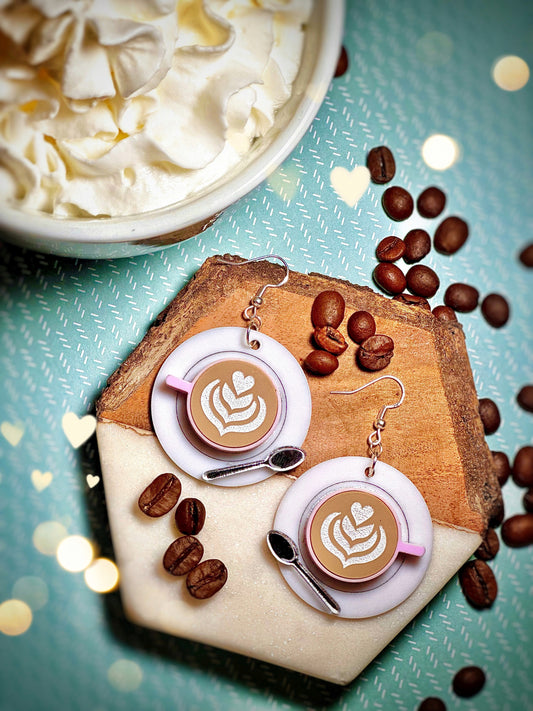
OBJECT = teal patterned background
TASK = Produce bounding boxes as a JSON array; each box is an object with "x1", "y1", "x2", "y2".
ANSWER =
[{"x1": 1, "y1": 0, "x2": 532, "y2": 709}]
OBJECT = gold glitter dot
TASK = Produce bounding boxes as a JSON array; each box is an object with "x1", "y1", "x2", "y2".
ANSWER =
[
  {"x1": 0, "y1": 599, "x2": 32, "y2": 636},
  {"x1": 84, "y1": 558, "x2": 119, "y2": 593},
  {"x1": 56, "y1": 535, "x2": 94, "y2": 572},
  {"x1": 12, "y1": 577, "x2": 49, "y2": 611},
  {"x1": 107, "y1": 659, "x2": 143, "y2": 692},
  {"x1": 492, "y1": 55, "x2": 529, "y2": 91},
  {"x1": 33, "y1": 521, "x2": 68, "y2": 556},
  {"x1": 421, "y1": 134, "x2": 460, "y2": 171}
]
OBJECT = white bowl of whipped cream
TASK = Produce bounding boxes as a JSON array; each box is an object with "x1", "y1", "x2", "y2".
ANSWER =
[{"x1": 0, "y1": 0, "x2": 345, "y2": 258}]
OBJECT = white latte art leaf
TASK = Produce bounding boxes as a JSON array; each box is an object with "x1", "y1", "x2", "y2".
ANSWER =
[
  {"x1": 200, "y1": 375, "x2": 267, "y2": 437},
  {"x1": 320, "y1": 508, "x2": 388, "y2": 569}
]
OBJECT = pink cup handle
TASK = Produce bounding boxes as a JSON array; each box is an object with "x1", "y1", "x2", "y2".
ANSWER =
[
  {"x1": 397, "y1": 541, "x2": 425, "y2": 557},
  {"x1": 165, "y1": 375, "x2": 193, "y2": 394}
]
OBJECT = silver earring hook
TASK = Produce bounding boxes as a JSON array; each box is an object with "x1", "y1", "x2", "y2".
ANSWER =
[
  {"x1": 331, "y1": 375, "x2": 405, "y2": 478},
  {"x1": 217, "y1": 255, "x2": 290, "y2": 348}
]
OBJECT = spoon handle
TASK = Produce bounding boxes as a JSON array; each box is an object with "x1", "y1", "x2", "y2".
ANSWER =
[
  {"x1": 203, "y1": 459, "x2": 265, "y2": 481},
  {"x1": 292, "y1": 561, "x2": 341, "y2": 616}
]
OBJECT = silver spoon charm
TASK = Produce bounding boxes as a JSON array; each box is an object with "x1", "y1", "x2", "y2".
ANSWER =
[
  {"x1": 203, "y1": 446, "x2": 305, "y2": 481},
  {"x1": 266, "y1": 529, "x2": 340, "y2": 616}
]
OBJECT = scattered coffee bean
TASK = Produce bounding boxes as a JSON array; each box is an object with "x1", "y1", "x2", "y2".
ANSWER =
[
  {"x1": 517, "y1": 384, "x2": 533, "y2": 413},
  {"x1": 406, "y1": 265, "x2": 440, "y2": 298},
  {"x1": 347, "y1": 310, "x2": 376, "y2": 343},
  {"x1": 452, "y1": 666, "x2": 486, "y2": 698},
  {"x1": 478, "y1": 398, "x2": 501, "y2": 435},
  {"x1": 357, "y1": 334, "x2": 394, "y2": 371},
  {"x1": 304, "y1": 350, "x2": 339, "y2": 375},
  {"x1": 444, "y1": 283, "x2": 479, "y2": 313},
  {"x1": 175, "y1": 498, "x2": 206, "y2": 535},
  {"x1": 518, "y1": 243, "x2": 533, "y2": 267},
  {"x1": 163, "y1": 535, "x2": 204, "y2": 576},
  {"x1": 434, "y1": 216, "x2": 469, "y2": 254},
  {"x1": 458, "y1": 560, "x2": 497, "y2": 608},
  {"x1": 501, "y1": 513, "x2": 533, "y2": 547},
  {"x1": 392, "y1": 293, "x2": 431, "y2": 309},
  {"x1": 314, "y1": 325, "x2": 348, "y2": 355},
  {"x1": 138, "y1": 473, "x2": 181, "y2": 517},
  {"x1": 481, "y1": 293, "x2": 510, "y2": 328},
  {"x1": 186, "y1": 558, "x2": 228, "y2": 599},
  {"x1": 417, "y1": 186, "x2": 446, "y2": 218},
  {"x1": 373, "y1": 262, "x2": 406, "y2": 295},
  {"x1": 376, "y1": 235, "x2": 405, "y2": 262},
  {"x1": 474, "y1": 528, "x2": 500, "y2": 561},
  {"x1": 403, "y1": 229, "x2": 431, "y2": 263},
  {"x1": 311, "y1": 290, "x2": 345, "y2": 328},
  {"x1": 382, "y1": 186, "x2": 414, "y2": 221},
  {"x1": 366, "y1": 145, "x2": 396, "y2": 184},
  {"x1": 334, "y1": 45, "x2": 349, "y2": 77},
  {"x1": 418, "y1": 698, "x2": 446, "y2": 711},
  {"x1": 492, "y1": 451, "x2": 511, "y2": 486},
  {"x1": 432, "y1": 305, "x2": 457, "y2": 322},
  {"x1": 523, "y1": 488, "x2": 533, "y2": 513},
  {"x1": 512, "y1": 446, "x2": 533, "y2": 487}
]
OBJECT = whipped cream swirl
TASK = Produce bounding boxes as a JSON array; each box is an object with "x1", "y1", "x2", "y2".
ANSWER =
[{"x1": 0, "y1": 0, "x2": 311, "y2": 217}]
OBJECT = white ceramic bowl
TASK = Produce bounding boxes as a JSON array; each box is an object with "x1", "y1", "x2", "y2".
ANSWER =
[{"x1": 0, "y1": 1, "x2": 345, "y2": 259}]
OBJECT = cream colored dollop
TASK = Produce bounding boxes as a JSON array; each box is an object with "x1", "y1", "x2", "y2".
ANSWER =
[{"x1": 0, "y1": 0, "x2": 311, "y2": 217}]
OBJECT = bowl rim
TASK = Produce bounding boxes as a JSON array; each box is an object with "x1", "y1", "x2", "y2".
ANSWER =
[{"x1": 0, "y1": 1, "x2": 345, "y2": 247}]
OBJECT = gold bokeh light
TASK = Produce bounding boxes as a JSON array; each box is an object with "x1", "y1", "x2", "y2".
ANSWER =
[
  {"x1": 421, "y1": 134, "x2": 460, "y2": 171},
  {"x1": 56, "y1": 535, "x2": 94, "y2": 573}
]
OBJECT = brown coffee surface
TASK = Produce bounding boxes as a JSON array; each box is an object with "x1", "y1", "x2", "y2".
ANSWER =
[
  {"x1": 189, "y1": 359, "x2": 279, "y2": 450},
  {"x1": 308, "y1": 490, "x2": 399, "y2": 581}
]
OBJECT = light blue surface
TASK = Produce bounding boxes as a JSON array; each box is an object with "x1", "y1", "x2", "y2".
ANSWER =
[{"x1": 1, "y1": 1, "x2": 532, "y2": 709}]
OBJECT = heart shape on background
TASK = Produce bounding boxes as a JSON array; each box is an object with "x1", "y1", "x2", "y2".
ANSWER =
[
  {"x1": 62, "y1": 412, "x2": 96, "y2": 448},
  {"x1": 1, "y1": 421, "x2": 24, "y2": 447},
  {"x1": 31, "y1": 469, "x2": 53, "y2": 492},
  {"x1": 86, "y1": 474, "x2": 100, "y2": 488},
  {"x1": 330, "y1": 165, "x2": 370, "y2": 207}
]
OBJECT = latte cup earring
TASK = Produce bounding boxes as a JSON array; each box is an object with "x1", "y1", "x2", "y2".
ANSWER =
[
  {"x1": 269, "y1": 375, "x2": 433, "y2": 618},
  {"x1": 150, "y1": 255, "x2": 312, "y2": 486}
]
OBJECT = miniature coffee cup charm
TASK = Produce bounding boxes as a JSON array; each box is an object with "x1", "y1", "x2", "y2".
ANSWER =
[
  {"x1": 305, "y1": 488, "x2": 425, "y2": 583},
  {"x1": 166, "y1": 358, "x2": 281, "y2": 452}
]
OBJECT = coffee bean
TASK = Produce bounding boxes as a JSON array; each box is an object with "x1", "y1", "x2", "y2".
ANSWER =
[
  {"x1": 163, "y1": 535, "x2": 203, "y2": 576},
  {"x1": 434, "y1": 216, "x2": 469, "y2": 254},
  {"x1": 512, "y1": 446, "x2": 533, "y2": 487},
  {"x1": 481, "y1": 293, "x2": 510, "y2": 328},
  {"x1": 444, "y1": 283, "x2": 479, "y2": 312},
  {"x1": 406, "y1": 265, "x2": 440, "y2": 298},
  {"x1": 373, "y1": 262, "x2": 406, "y2": 295},
  {"x1": 417, "y1": 186, "x2": 446, "y2": 218},
  {"x1": 347, "y1": 310, "x2": 376, "y2": 343},
  {"x1": 492, "y1": 450, "x2": 511, "y2": 486},
  {"x1": 403, "y1": 229, "x2": 431, "y2": 263},
  {"x1": 392, "y1": 293, "x2": 431, "y2": 309},
  {"x1": 366, "y1": 145, "x2": 396, "y2": 184},
  {"x1": 519, "y1": 243, "x2": 533, "y2": 267},
  {"x1": 458, "y1": 560, "x2": 497, "y2": 608},
  {"x1": 304, "y1": 350, "x2": 339, "y2": 375},
  {"x1": 334, "y1": 45, "x2": 349, "y2": 77},
  {"x1": 186, "y1": 559, "x2": 228, "y2": 599},
  {"x1": 376, "y1": 235, "x2": 405, "y2": 262},
  {"x1": 382, "y1": 186, "x2": 414, "y2": 221},
  {"x1": 432, "y1": 305, "x2": 457, "y2": 322},
  {"x1": 478, "y1": 398, "x2": 501, "y2": 435},
  {"x1": 501, "y1": 513, "x2": 533, "y2": 547},
  {"x1": 314, "y1": 326, "x2": 348, "y2": 355},
  {"x1": 175, "y1": 498, "x2": 206, "y2": 535},
  {"x1": 474, "y1": 528, "x2": 499, "y2": 561},
  {"x1": 517, "y1": 384, "x2": 533, "y2": 413},
  {"x1": 357, "y1": 334, "x2": 394, "y2": 371},
  {"x1": 418, "y1": 698, "x2": 446, "y2": 711},
  {"x1": 311, "y1": 290, "x2": 345, "y2": 328},
  {"x1": 452, "y1": 666, "x2": 486, "y2": 698},
  {"x1": 138, "y1": 473, "x2": 181, "y2": 517},
  {"x1": 523, "y1": 488, "x2": 533, "y2": 513}
]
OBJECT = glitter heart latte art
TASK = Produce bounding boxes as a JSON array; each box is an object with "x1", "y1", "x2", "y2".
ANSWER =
[
  {"x1": 200, "y1": 370, "x2": 267, "y2": 437},
  {"x1": 320, "y1": 501, "x2": 388, "y2": 568}
]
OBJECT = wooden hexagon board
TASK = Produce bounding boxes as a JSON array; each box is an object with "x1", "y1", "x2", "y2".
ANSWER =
[{"x1": 96, "y1": 256, "x2": 501, "y2": 685}]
